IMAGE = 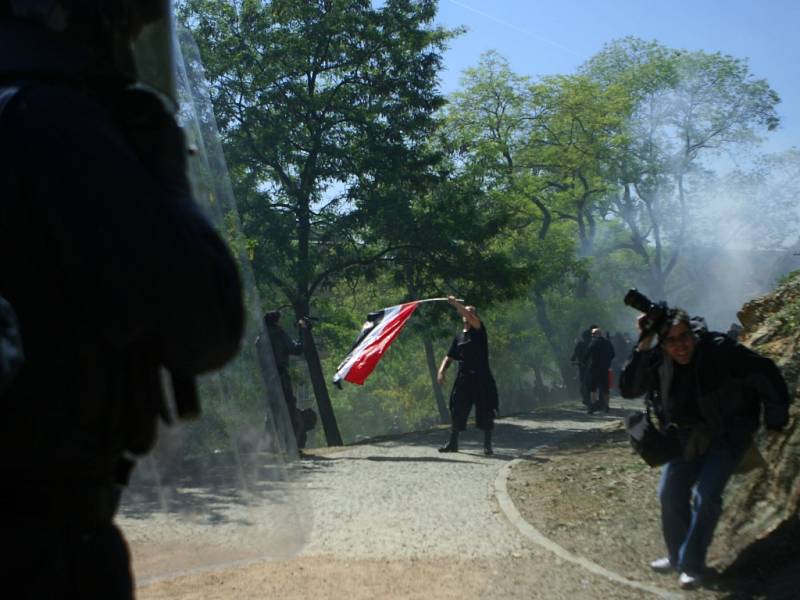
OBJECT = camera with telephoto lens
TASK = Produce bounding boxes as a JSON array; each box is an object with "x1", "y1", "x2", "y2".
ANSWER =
[{"x1": 623, "y1": 289, "x2": 671, "y2": 340}]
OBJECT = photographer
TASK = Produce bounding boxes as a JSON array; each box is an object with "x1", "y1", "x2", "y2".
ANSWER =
[
  {"x1": 0, "y1": 3, "x2": 243, "y2": 597},
  {"x1": 620, "y1": 301, "x2": 790, "y2": 589}
]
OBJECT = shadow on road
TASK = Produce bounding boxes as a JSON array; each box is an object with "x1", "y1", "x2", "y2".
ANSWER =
[
  {"x1": 300, "y1": 402, "x2": 639, "y2": 466},
  {"x1": 350, "y1": 455, "x2": 484, "y2": 465}
]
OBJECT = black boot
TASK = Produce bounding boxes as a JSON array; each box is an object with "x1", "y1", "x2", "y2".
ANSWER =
[
  {"x1": 438, "y1": 430, "x2": 459, "y2": 453},
  {"x1": 483, "y1": 430, "x2": 494, "y2": 455}
]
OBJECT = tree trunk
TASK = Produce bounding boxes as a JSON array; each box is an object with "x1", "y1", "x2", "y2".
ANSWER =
[
  {"x1": 532, "y1": 361, "x2": 546, "y2": 402},
  {"x1": 648, "y1": 277, "x2": 667, "y2": 303},
  {"x1": 300, "y1": 325, "x2": 343, "y2": 446},
  {"x1": 532, "y1": 291, "x2": 573, "y2": 393},
  {"x1": 423, "y1": 334, "x2": 450, "y2": 424}
]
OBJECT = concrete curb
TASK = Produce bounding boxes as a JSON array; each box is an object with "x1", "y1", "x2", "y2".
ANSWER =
[{"x1": 494, "y1": 458, "x2": 684, "y2": 600}]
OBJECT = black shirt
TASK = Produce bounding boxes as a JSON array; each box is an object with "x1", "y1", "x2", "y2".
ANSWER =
[
  {"x1": 447, "y1": 325, "x2": 489, "y2": 376},
  {"x1": 669, "y1": 362, "x2": 703, "y2": 426}
]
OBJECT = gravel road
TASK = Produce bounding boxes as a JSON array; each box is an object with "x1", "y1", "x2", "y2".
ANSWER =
[
  {"x1": 296, "y1": 406, "x2": 627, "y2": 560},
  {"x1": 127, "y1": 399, "x2": 663, "y2": 599}
]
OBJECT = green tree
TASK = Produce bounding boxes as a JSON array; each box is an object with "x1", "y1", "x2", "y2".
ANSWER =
[
  {"x1": 178, "y1": 0, "x2": 456, "y2": 443},
  {"x1": 443, "y1": 52, "x2": 628, "y2": 388},
  {"x1": 583, "y1": 37, "x2": 781, "y2": 300},
  {"x1": 391, "y1": 171, "x2": 533, "y2": 421},
  {"x1": 328, "y1": 158, "x2": 533, "y2": 423}
]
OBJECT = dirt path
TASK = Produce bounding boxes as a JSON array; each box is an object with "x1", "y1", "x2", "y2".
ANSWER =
[{"x1": 128, "y1": 400, "x2": 676, "y2": 600}]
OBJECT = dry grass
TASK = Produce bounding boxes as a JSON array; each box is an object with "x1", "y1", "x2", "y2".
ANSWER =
[{"x1": 506, "y1": 421, "x2": 798, "y2": 599}]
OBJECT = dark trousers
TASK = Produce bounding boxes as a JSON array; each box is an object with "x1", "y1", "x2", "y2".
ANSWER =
[
  {"x1": 450, "y1": 374, "x2": 495, "y2": 431},
  {"x1": 578, "y1": 366, "x2": 590, "y2": 406},
  {"x1": 278, "y1": 368, "x2": 306, "y2": 448},
  {"x1": 585, "y1": 368, "x2": 610, "y2": 411}
]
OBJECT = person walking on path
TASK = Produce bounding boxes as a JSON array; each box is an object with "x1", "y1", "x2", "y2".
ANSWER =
[
  {"x1": 571, "y1": 325, "x2": 596, "y2": 409},
  {"x1": 436, "y1": 296, "x2": 498, "y2": 455},
  {"x1": 584, "y1": 327, "x2": 615, "y2": 413}
]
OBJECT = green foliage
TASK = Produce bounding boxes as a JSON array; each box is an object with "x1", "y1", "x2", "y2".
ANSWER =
[
  {"x1": 582, "y1": 37, "x2": 782, "y2": 299},
  {"x1": 778, "y1": 270, "x2": 800, "y2": 287},
  {"x1": 172, "y1": 9, "x2": 795, "y2": 444},
  {"x1": 178, "y1": 0, "x2": 457, "y2": 317},
  {"x1": 440, "y1": 52, "x2": 633, "y2": 386}
]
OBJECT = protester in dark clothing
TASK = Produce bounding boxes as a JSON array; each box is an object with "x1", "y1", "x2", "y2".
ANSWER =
[
  {"x1": 256, "y1": 311, "x2": 309, "y2": 448},
  {"x1": 0, "y1": 5, "x2": 244, "y2": 598},
  {"x1": 571, "y1": 325, "x2": 596, "y2": 408},
  {"x1": 620, "y1": 309, "x2": 790, "y2": 590},
  {"x1": 584, "y1": 327, "x2": 615, "y2": 413},
  {"x1": 437, "y1": 296, "x2": 498, "y2": 455}
]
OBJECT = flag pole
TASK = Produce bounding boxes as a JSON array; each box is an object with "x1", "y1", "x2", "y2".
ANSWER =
[{"x1": 414, "y1": 297, "x2": 465, "y2": 304}]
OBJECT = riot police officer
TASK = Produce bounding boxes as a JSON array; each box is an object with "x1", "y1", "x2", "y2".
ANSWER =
[{"x1": 0, "y1": 2, "x2": 244, "y2": 597}]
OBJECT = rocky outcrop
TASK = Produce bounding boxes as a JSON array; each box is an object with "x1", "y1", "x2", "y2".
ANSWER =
[{"x1": 714, "y1": 271, "x2": 800, "y2": 572}]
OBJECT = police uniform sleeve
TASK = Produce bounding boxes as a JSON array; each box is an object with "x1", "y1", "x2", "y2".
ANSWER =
[{"x1": 15, "y1": 86, "x2": 244, "y2": 375}]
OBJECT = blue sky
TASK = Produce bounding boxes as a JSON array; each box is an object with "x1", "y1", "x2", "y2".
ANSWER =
[{"x1": 433, "y1": 0, "x2": 800, "y2": 155}]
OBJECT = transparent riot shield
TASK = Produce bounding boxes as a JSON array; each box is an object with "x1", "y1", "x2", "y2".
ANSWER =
[{"x1": 116, "y1": 26, "x2": 310, "y2": 584}]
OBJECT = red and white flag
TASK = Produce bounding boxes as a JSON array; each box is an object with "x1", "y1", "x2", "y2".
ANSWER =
[{"x1": 333, "y1": 301, "x2": 420, "y2": 386}]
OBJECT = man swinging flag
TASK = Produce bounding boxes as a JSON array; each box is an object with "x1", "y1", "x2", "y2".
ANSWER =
[{"x1": 333, "y1": 301, "x2": 420, "y2": 386}]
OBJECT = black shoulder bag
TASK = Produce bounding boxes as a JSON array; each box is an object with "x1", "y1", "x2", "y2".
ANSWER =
[{"x1": 624, "y1": 396, "x2": 681, "y2": 467}]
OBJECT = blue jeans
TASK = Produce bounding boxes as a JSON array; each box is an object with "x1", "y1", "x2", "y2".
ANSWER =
[{"x1": 658, "y1": 441, "x2": 744, "y2": 574}]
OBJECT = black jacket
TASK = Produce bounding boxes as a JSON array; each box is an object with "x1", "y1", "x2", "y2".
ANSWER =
[
  {"x1": 620, "y1": 326, "x2": 790, "y2": 448},
  {"x1": 0, "y1": 83, "x2": 244, "y2": 482},
  {"x1": 571, "y1": 330, "x2": 592, "y2": 366},
  {"x1": 585, "y1": 336, "x2": 615, "y2": 379}
]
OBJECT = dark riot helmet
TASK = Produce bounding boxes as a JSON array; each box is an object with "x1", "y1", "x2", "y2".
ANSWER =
[{"x1": 0, "y1": 1, "x2": 176, "y2": 107}]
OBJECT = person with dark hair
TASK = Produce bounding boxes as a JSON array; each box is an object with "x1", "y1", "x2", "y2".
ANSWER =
[
  {"x1": 620, "y1": 308, "x2": 790, "y2": 589},
  {"x1": 436, "y1": 296, "x2": 498, "y2": 455},
  {"x1": 0, "y1": 3, "x2": 244, "y2": 597},
  {"x1": 256, "y1": 311, "x2": 309, "y2": 448},
  {"x1": 584, "y1": 327, "x2": 615, "y2": 413}
]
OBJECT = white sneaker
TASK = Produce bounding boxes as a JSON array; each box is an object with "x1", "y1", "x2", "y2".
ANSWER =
[
  {"x1": 679, "y1": 572, "x2": 702, "y2": 589},
  {"x1": 649, "y1": 557, "x2": 674, "y2": 573}
]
